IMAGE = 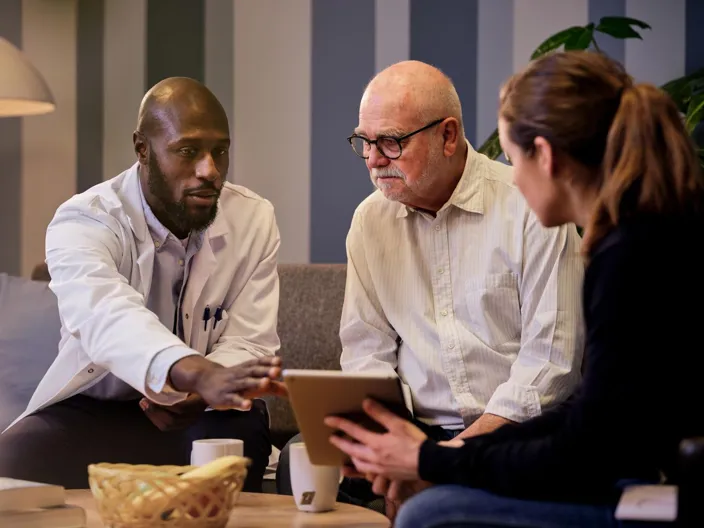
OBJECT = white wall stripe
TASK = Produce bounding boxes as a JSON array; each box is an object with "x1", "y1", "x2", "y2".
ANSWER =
[
  {"x1": 103, "y1": 0, "x2": 146, "y2": 181},
  {"x1": 625, "y1": 0, "x2": 686, "y2": 86},
  {"x1": 477, "y1": 0, "x2": 513, "y2": 145},
  {"x1": 233, "y1": 0, "x2": 311, "y2": 264},
  {"x1": 21, "y1": 0, "x2": 77, "y2": 276},
  {"x1": 375, "y1": 0, "x2": 410, "y2": 73},
  {"x1": 513, "y1": 0, "x2": 589, "y2": 72}
]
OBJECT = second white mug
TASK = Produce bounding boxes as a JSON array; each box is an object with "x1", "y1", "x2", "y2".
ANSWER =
[
  {"x1": 190, "y1": 438, "x2": 244, "y2": 466},
  {"x1": 289, "y1": 442, "x2": 341, "y2": 513}
]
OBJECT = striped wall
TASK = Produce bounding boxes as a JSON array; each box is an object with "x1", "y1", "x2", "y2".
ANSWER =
[{"x1": 0, "y1": 0, "x2": 702, "y2": 275}]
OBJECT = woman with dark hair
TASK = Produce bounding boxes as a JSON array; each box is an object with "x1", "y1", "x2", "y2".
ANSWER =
[{"x1": 324, "y1": 51, "x2": 704, "y2": 527}]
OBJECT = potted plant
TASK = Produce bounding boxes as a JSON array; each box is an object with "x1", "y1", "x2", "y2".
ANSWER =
[{"x1": 477, "y1": 16, "x2": 704, "y2": 168}]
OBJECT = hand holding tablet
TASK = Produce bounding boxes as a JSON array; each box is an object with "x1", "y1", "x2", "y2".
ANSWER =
[{"x1": 283, "y1": 369, "x2": 410, "y2": 466}]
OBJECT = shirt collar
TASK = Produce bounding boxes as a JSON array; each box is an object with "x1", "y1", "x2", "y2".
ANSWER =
[{"x1": 396, "y1": 139, "x2": 485, "y2": 218}]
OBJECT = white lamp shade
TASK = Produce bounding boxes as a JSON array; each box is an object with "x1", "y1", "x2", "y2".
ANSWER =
[{"x1": 0, "y1": 37, "x2": 55, "y2": 117}]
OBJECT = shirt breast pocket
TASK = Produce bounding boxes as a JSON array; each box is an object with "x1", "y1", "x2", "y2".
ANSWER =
[{"x1": 464, "y1": 272, "x2": 521, "y2": 349}]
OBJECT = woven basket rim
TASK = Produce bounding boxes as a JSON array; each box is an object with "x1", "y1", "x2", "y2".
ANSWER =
[{"x1": 88, "y1": 458, "x2": 250, "y2": 480}]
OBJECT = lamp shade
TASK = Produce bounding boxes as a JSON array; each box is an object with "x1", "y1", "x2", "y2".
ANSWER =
[{"x1": 0, "y1": 37, "x2": 55, "y2": 117}]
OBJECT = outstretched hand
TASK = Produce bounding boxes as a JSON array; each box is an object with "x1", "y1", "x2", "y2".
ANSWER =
[
  {"x1": 169, "y1": 355, "x2": 287, "y2": 411},
  {"x1": 324, "y1": 398, "x2": 427, "y2": 482}
]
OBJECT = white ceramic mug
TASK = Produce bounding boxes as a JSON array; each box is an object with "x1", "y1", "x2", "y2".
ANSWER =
[
  {"x1": 190, "y1": 438, "x2": 244, "y2": 466},
  {"x1": 289, "y1": 442, "x2": 341, "y2": 513}
]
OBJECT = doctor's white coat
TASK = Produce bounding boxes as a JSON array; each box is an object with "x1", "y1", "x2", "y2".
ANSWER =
[{"x1": 4, "y1": 164, "x2": 281, "y2": 432}]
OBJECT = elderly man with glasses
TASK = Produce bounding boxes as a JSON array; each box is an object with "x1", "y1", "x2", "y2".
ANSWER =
[{"x1": 276, "y1": 60, "x2": 585, "y2": 517}]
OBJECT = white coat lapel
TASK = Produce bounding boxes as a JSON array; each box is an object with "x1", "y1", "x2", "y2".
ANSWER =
[
  {"x1": 120, "y1": 165, "x2": 155, "y2": 299},
  {"x1": 183, "y1": 212, "x2": 228, "y2": 347}
]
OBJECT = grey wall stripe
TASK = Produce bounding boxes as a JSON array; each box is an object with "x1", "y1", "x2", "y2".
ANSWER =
[
  {"x1": 76, "y1": 0, "x2": 104, "y2": 193},
  {"x1": 146, "y1": 0, "x2": 205, "y2": 88},
  {"x1": 410, "y1": 0, "x2": 478, "y2": 145},
  {"x1": 685, "y1": 0, "x2": 704, "y2": 74},
  {"x1": 310, "y1": 0, "x2": 376, "y2": 263},
  {"x1": 204, "y1": 0, "x2": 234, "y2": 168},
  {"x1": 589, "y1": 0, "x2": 625, "y2": 66},
  {"x1": 476, "y1": 0, "x2": 513, "y2": 147},
  {"x1": 0, "y1": 0, "x2": 22, "y2": 275}
]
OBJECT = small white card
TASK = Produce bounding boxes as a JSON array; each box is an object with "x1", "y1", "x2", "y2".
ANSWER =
[{"x1": 614, "y1": 485, "x2": 677, "y2": 522}]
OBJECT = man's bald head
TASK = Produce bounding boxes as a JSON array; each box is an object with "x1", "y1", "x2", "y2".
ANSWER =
[
  {"x1": 133, "y1": 77, "x2": 231, "y2": 240},
  {"x1": 362, "y1": 60, "x2": 464, "y2": 135},
  {"x1": 136, "y1": 77, "x2": 228, "y2": 139},
  {"x1": 353, "y1": 60, "x2": 467, "y2": 213}
]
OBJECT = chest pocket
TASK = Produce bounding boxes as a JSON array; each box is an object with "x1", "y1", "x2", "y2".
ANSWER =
[
  {"x1": 192, "y1": 308, "x2": 230, "y2": 354},
  {"x1": 465, "y1": 272, "x2": 521, "y2": 348},
  {"x1": 207, "y1": 309, "x2": 229, "y2": 350}
]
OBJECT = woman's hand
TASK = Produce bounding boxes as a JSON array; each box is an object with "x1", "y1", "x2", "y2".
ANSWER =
[{"x1": 324, "y1": 398, "x2": 428, "y2": 481}]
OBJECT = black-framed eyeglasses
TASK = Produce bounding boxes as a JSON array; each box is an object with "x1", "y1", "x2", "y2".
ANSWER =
[{"x1": 347, "y1": 118, "x2": 446, "y2": 160}]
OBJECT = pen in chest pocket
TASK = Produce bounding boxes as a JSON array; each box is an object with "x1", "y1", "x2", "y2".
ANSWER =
[
  {"x1": 202, "y1": 305, "x2": 224, "y2": 331},
  {"x1": 202, "y1": 306, "x2": 210, "y2": 331}
]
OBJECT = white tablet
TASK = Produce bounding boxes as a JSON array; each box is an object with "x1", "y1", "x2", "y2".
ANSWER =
[{"x1": 283, "y1": 369, "x2": 410, "y2": 466}]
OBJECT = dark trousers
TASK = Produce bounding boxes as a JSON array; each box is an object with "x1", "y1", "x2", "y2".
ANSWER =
[
  {"x1": 275, "y1": 420, "x2": 462, "y2": 509},
  {"x1": 0, "y1": 394, "x2": 271, "y2": 491}
]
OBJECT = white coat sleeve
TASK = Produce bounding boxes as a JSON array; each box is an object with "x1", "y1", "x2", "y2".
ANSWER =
[{"x1": 46, "y1": 204, "x2": 195, "y2": 405}]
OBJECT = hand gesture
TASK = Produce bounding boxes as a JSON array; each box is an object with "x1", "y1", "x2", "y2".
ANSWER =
[{"x1": 169, "y1": 355, "x2": 287, "y2": 411}]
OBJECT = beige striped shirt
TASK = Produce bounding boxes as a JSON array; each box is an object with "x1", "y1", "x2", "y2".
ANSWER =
[{"x1": 340, "y1": 142, "x2": 585, "y2": 428}]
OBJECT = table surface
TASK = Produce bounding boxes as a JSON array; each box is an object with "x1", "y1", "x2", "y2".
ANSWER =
[{"x1": 66, "y1": 489, "x2": 390, "y2": 527}]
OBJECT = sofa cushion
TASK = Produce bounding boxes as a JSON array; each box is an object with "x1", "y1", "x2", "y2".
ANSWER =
[
  {"x1": 0, "y1": 273, "x2": 61, "y2": 431},
  {"x1": 265, "y1": 263, "x2": 347, "y2": 447}
]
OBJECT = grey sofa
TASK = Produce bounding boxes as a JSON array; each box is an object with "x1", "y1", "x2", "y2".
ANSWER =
[{"x1": 0, "y1": 263, "x2": 347, "y2": 447}]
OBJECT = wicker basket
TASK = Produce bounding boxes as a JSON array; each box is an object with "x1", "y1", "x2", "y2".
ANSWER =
[{"x1": 87, "y1": 457, "x2": 249, "y2": 528}]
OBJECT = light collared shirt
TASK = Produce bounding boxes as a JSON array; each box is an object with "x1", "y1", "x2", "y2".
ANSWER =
[
  {"x1": 83, "y1": 184, "x2": 200, "y2": 400},
  {"x1": 340, "y1": 141, "x2": 585, "y2": 428}
]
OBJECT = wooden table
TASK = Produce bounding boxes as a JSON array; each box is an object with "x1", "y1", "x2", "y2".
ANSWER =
[{"x1": 66, "y1": 489, "x2": 390, "y2": 527}]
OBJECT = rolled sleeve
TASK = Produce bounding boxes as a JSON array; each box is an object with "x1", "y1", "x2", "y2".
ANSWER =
[{"x1": 484, "y1": 382, "x2": 541, "y2": 422}]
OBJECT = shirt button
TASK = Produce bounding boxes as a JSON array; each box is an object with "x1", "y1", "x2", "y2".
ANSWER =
[
  {"x1": 435, "y1": 225, "x2": 441, "y2": 231},
  {"x1": 185, "y1": 313, "x2": 189, "y2": 320},
  {"x1": 88, "y1": 368, "x2": 94, "y2": 374},
  {"x1": 440, "y1": 310, "x2": 448, "y2": 316},
  {"x1": 438, "y1": 268, "x2": 444, "y2": 274},
  {"x1": 178, "y1": 259, "x2": 184, "y2": 266},
  {"x1": 448, "y1": 343, "x2": 455, "y2": 349},
  {"x1": 154, "y1": 241, "x2": 161, "y2": 248}
]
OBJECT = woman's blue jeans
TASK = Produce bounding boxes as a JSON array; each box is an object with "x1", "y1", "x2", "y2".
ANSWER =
[{"x1": 394, "y1": 484, "x2": 673, "y2": 528}]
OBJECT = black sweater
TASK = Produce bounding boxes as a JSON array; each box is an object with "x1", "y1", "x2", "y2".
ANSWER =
[{"x1": 419, "y1": 211, "x2": 704, "y2": 504}]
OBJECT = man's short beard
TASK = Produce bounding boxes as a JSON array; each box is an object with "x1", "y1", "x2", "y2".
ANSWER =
[{"x1": 147, "y1": 151, "x2": 219, "y2": 235}]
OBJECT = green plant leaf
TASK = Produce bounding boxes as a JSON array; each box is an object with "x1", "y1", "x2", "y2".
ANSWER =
[
  {"x1": 596, "y1": 23, "x2": 643, "y2": 39},
  {"x1": 598, "y1": 16, "x2": 651, "y2": 30},
  {"x1": 477, "y1": 129, "x2": 503, "y2": 160},
  {"x1": 660, "y1": 69, "x2": 704, "y2": 112},
  {"x1": 685, "y1": 94, "x2": 704, "y2": 134},
  {"x1": 596, "y1": 16, "x2": 650, "y2": 40},
  {"x1": 530, "y1": 26, "x2": 585, "y2": 59},
  {"x1": 564, "y1": 24, "x2": 594, "y2": 50}
]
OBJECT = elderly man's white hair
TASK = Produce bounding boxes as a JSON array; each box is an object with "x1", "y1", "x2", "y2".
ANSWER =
[{"x1": 362, "y1": 60, "x2": 464, "y2": 136}]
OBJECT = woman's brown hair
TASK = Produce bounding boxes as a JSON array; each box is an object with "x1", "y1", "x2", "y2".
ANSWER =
[{"x1": 499, "y1": 51, "x2": 704, "y2": 255}]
